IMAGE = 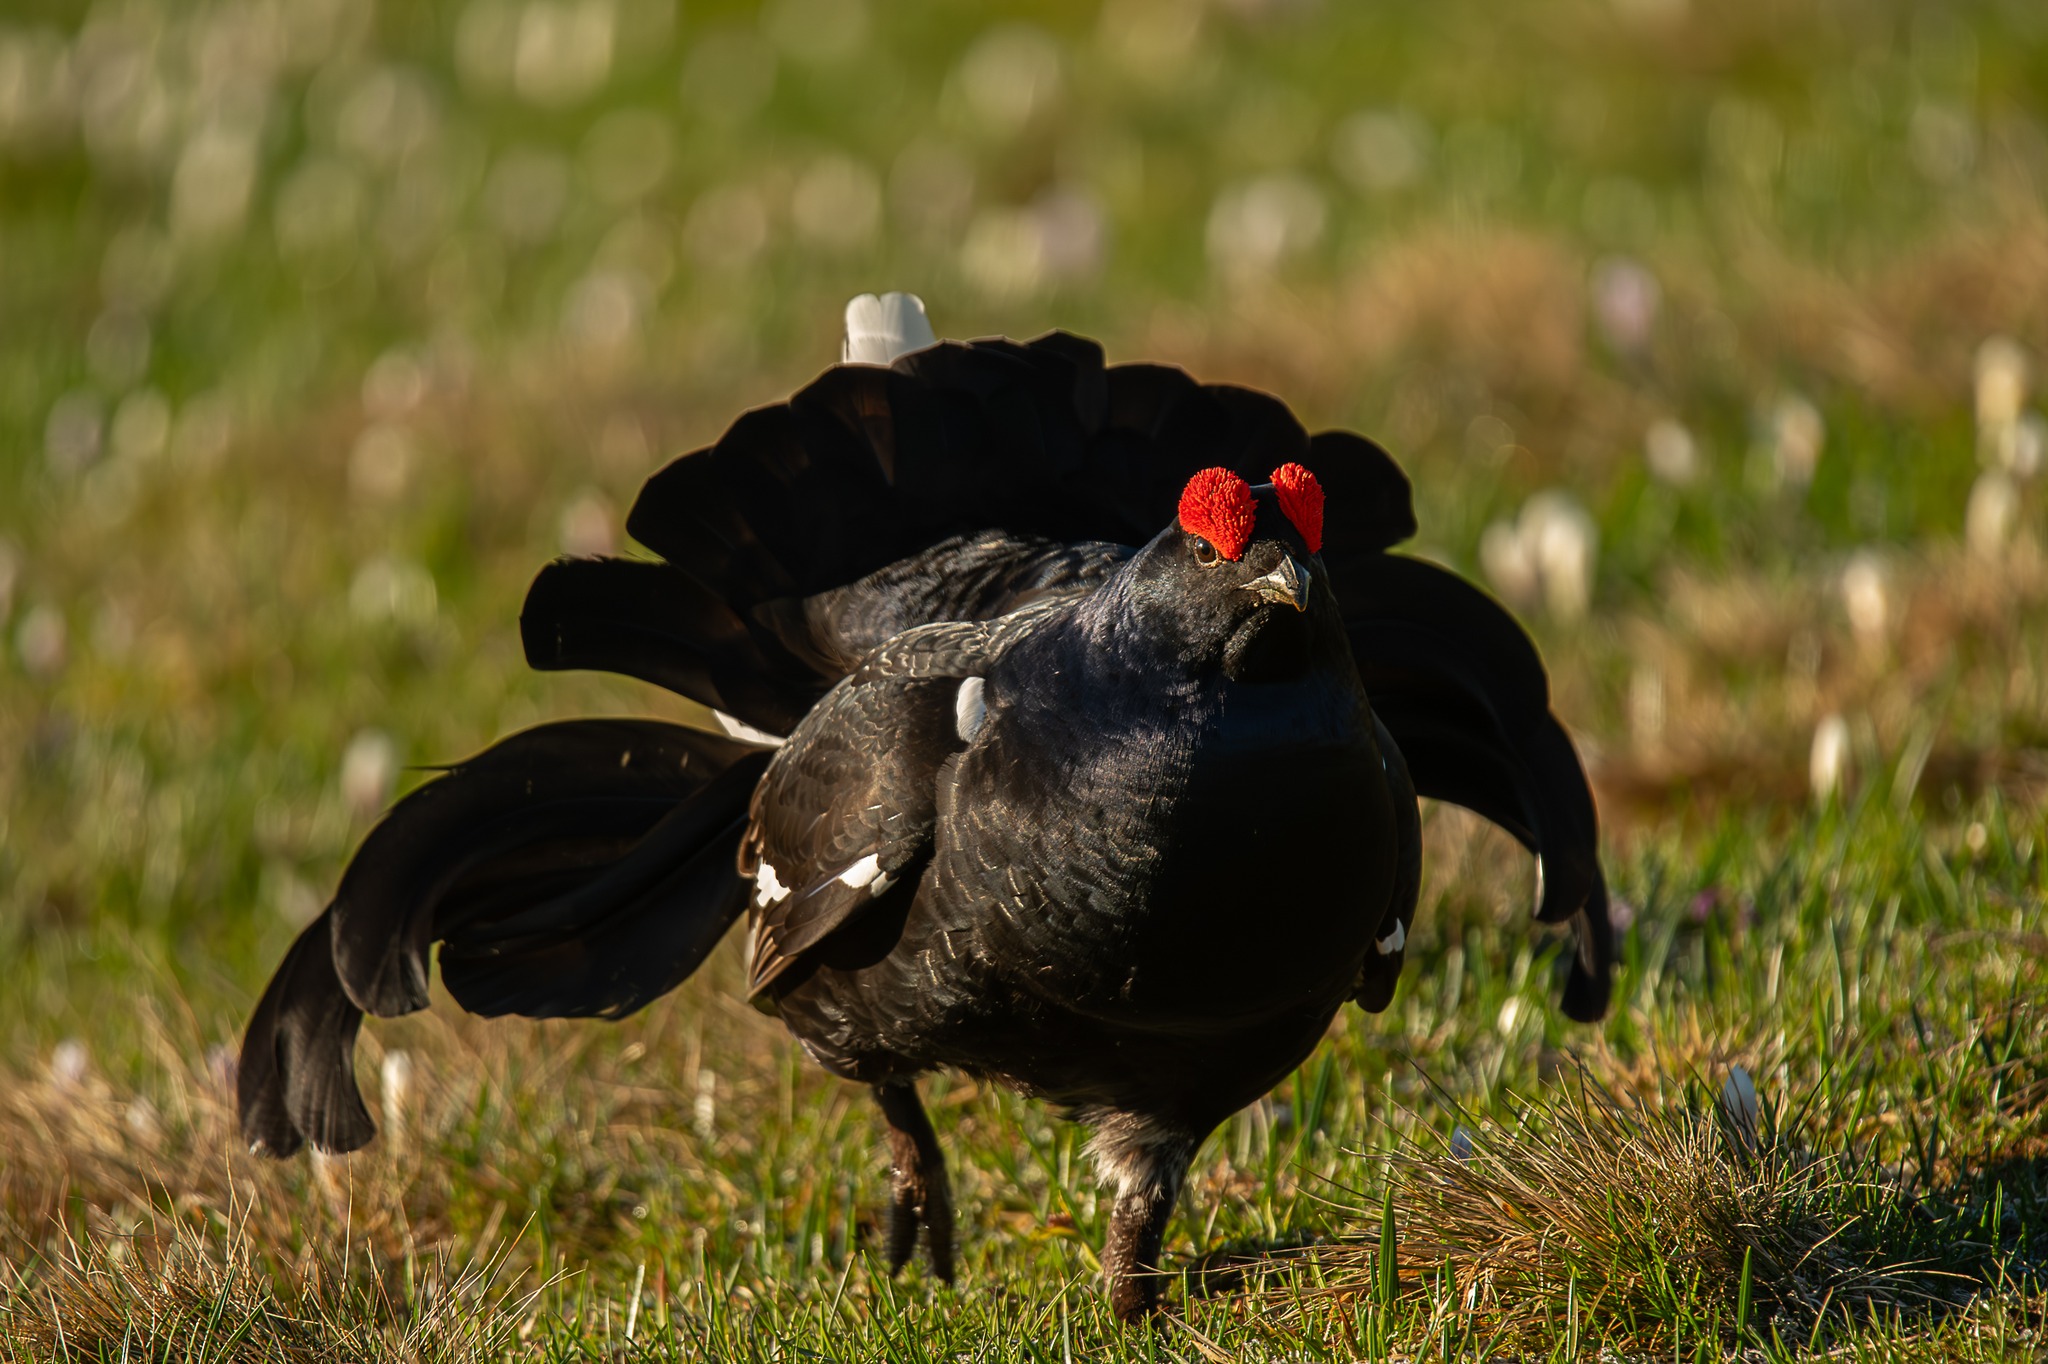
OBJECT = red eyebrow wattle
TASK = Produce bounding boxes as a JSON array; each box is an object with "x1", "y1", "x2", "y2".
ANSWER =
[
  {"x1": 1177, "y1": 468, "x2": 1258, "y2": 561},
  {"x1": 1270, "y1": 463, "x2": 1324, "y2": 553}
]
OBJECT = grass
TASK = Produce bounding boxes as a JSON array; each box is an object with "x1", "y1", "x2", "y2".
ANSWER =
[
  {"x1": 2, "y1": 1211, "x2": 534, "y2": 1364},
  {"x1": 3, "y1": 0, "x2": 2047, "y2": 1357},
  {"x1": 1323, "y1": 1054, "x2": 2036, "y2": 1352}
]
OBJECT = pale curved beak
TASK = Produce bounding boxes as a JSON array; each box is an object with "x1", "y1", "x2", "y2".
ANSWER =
[{"x1": 1241, "y1": 556, "x2": 1311, "y2": 611}]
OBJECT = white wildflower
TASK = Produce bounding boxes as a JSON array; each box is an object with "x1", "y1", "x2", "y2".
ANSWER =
[
  {"x1": 1840, "y1": 552, "x2": 1888, "y2": 654},
  {"x1": 1966, "y1": 471, "x2": 2018, "y2": 560},
  {"x1": 340, "y1": 729, "x2": 399, "y2": 819},
  {"x1": 1810, "y1": 713, "x2": 1849, "y2": 803}
]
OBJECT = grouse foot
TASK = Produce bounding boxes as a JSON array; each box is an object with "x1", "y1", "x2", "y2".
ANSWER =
[
  {"x1": 1089, "y1": 1114, "x2": 1200, "y2": 1324},
  {"x1": 875, "y1": 1081, "x2": 954, "y2": 1281}
]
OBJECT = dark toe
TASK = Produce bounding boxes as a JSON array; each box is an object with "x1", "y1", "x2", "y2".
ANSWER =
[{"x1": 885, "y1": 1194, "x2": 920, "y2": 1274}]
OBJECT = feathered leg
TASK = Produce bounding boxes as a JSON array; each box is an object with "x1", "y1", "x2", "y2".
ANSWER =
[
  {"x1": 1089, "y1": 1115, "x2": 1199, "y2": 1323},
  {"x1": 874, "y1": 1081, "x2": 954, "y2": 1282}
]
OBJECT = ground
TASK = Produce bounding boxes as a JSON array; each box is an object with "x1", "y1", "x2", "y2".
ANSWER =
[{"x1": 1, "y1": 0, "x2": 2044, "y2": 1358}]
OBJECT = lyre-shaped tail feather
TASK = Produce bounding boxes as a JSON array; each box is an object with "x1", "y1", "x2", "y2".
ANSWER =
[
  {"x1": 1333, "y1": 552, "x2": 1614, "y2": 1022},
  {"x1": 238, "y1": 720, "x2": 769, "y2": 1156}
]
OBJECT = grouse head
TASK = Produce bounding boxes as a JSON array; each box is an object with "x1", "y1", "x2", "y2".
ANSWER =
[{"x1": 1122, "y1": 464, "x2": 1333, "y2": 682}]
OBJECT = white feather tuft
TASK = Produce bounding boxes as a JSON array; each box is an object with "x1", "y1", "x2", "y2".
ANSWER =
[
  {"x1": 714, "y1": 710, "x2": 785, "y2": 747},
  {"x1": 1721, "y1": 1064, "x2": 1761, "y2": 1152},
  {"x1": 954, "y1": 676, "x2": 987, "y2": 743},
  {"x1": 1810, "y1": 713, "x2": 1849, "y2": 803},
  {"x1": 837, "y1": 854, "x2": 884, "y2": 889},
  {"x1": 381, "y1": 1050, "x2": 414, "y2": 1149},
  {"x1": 842, "y1": 292, "x2": 937, "y2": 365}
]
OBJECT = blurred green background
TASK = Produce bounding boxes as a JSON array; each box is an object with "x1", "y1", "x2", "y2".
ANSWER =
[
  {"x1": 2, "y1": 0, "x2": 2045, "y2": 1124},
  {"x1": 3, "y1": 3, "x2": 2047, "y2": 1354}
]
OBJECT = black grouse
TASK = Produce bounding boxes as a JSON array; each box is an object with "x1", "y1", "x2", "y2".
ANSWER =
[{"x1": 239, "y1": 328, "x2": 1614, "y2": 1322}]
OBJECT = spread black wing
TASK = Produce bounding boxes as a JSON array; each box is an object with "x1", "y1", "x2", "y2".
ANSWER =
[
  {"x1": 238, "y1": 720, "x2": 769, "y2": 1156},
  {"x1": 740, "y1": 616, "x2": 1029, "y2": 998}
]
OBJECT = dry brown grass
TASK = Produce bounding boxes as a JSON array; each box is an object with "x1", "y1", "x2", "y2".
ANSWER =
[
  {"x1": 1592, "y1": 538, "x2": 2048, "y2": 829},
  {"x1": 1130, "y1": 202, "x2": 2048, "y2": 478},
  {"x1": 1303, "y1": 1067, "x2": 1975, "y2": 1354},
  {"x1": 0, "y1": 1203, "x2": 533, "y2": 1363},
  {"x1": 0, "y1": 960, "x2": 779, "y2": 1343}
]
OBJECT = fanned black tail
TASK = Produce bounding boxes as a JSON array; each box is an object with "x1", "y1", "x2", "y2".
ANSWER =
[
  {"x1": 237, "y1": 720, "x2": 771, "y2": 1156},
  {"x1": 519, "y1": 336, "x2": 1418, "y2": 737},
  {"x1": 515, "y1": 331, "x2": 1612, "y2": 1019}
]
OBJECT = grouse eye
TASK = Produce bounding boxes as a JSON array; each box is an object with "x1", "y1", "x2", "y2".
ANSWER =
[{"x1": 1191, "y1": 537, "x2": 1219, "y2": 566}]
